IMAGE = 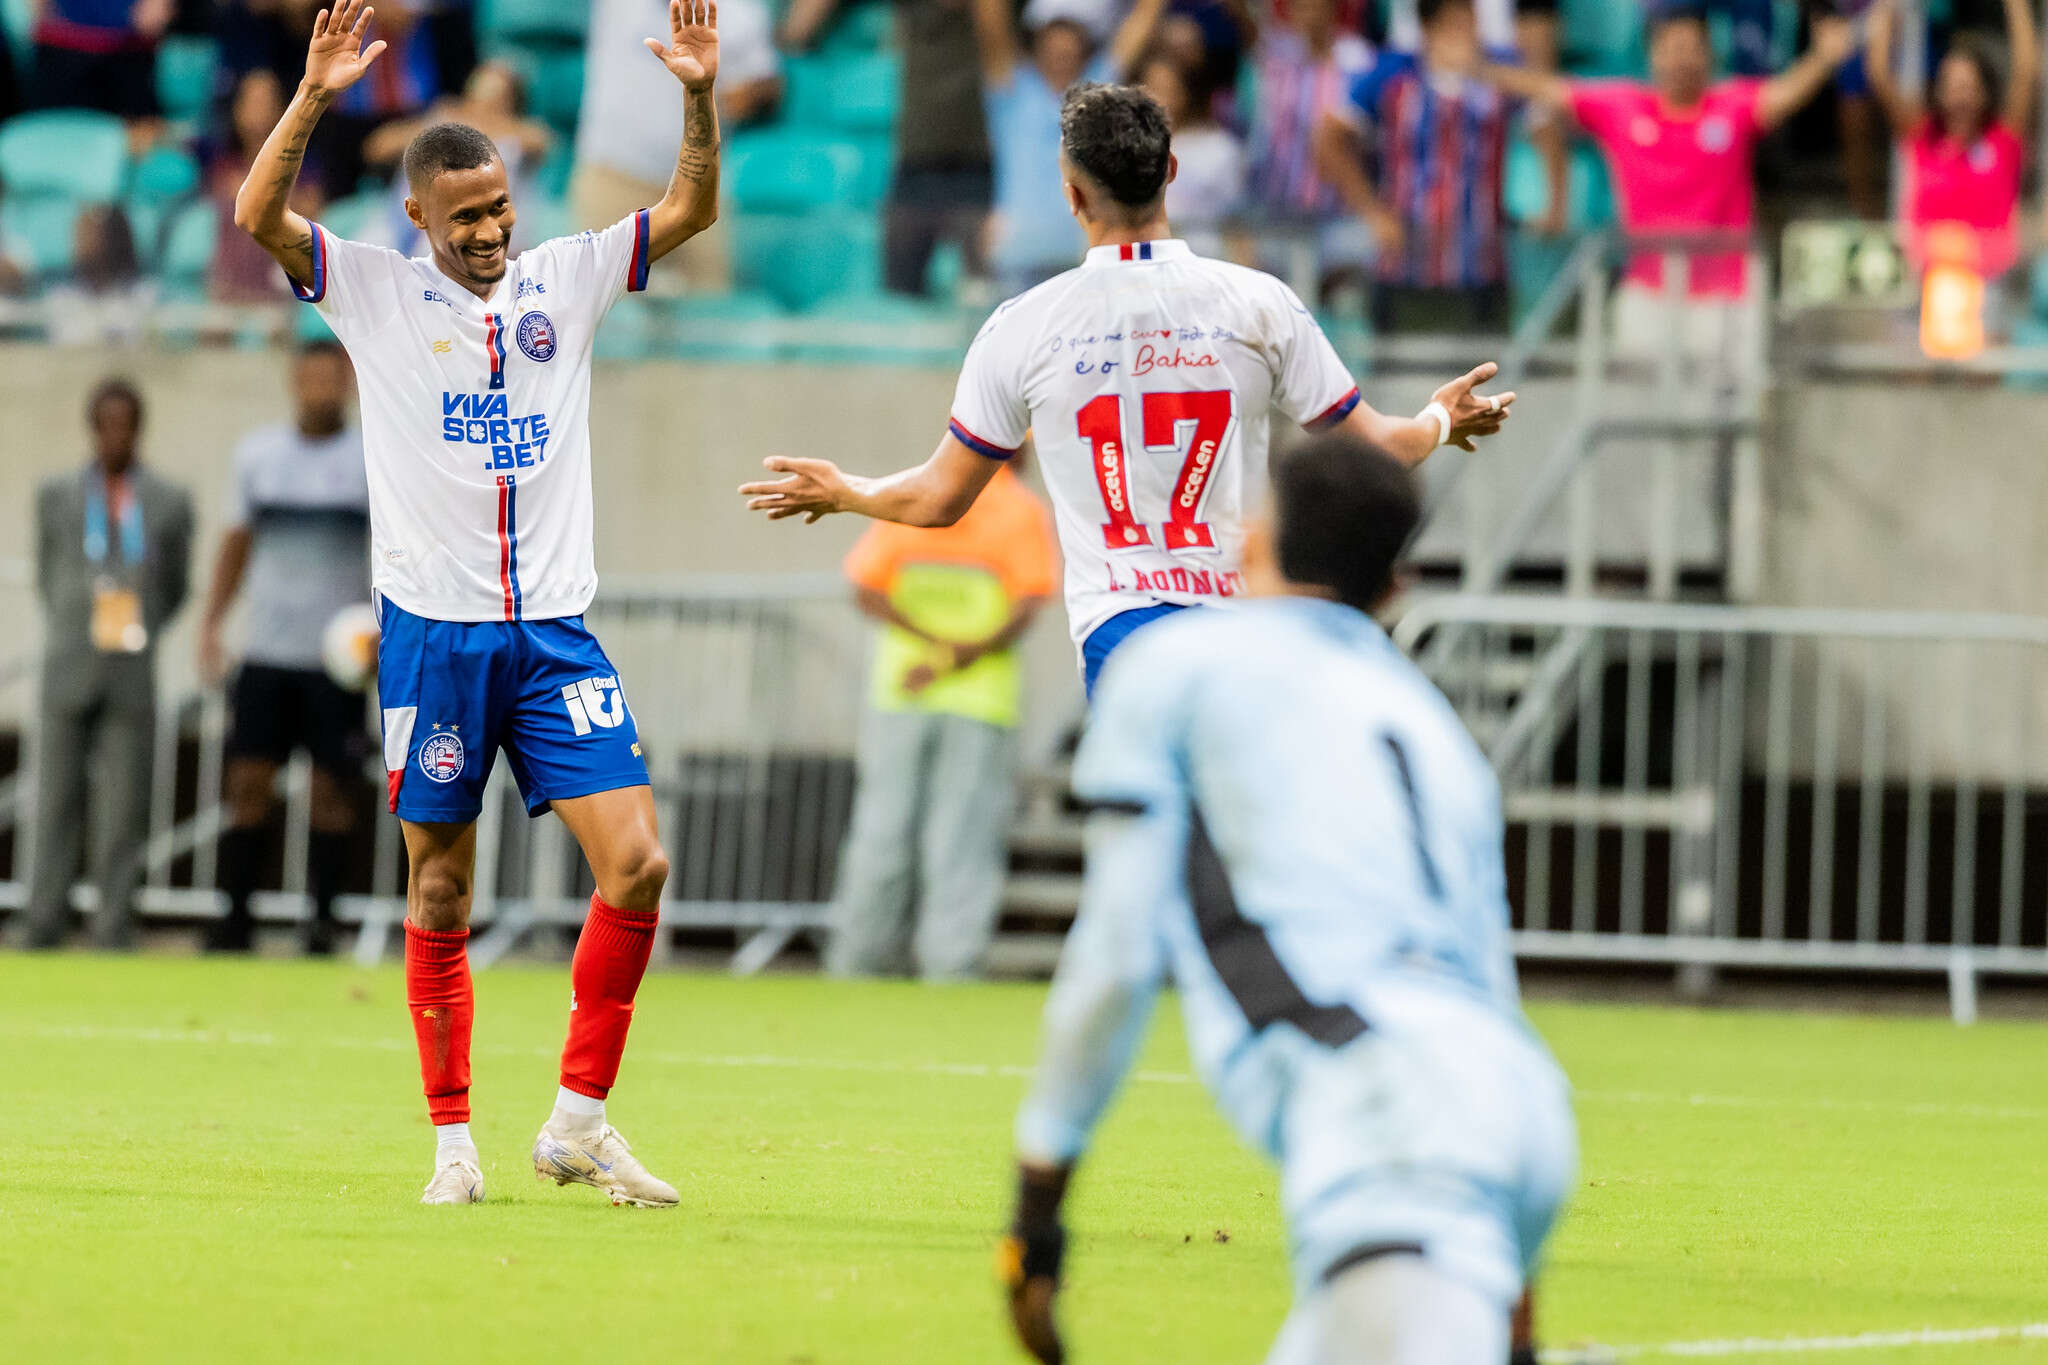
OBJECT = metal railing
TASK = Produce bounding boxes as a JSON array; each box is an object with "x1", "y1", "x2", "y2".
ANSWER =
[
  {"x1": 1395, "y1": 594, "x2": 2048, "y2": 1022},
  {"x1": 0, "y1": 576, "x2": 866, "y2": 972}
]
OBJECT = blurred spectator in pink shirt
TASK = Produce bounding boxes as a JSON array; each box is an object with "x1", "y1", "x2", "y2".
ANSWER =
[
  {"x1": 1869, "y1": 0, "x2": 2036, "y2": 281},
  {"x1": 1487, "y1": 5, "x2": 1859, "y2": 368}
]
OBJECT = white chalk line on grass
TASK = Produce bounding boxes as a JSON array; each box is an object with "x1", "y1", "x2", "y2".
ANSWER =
[
  {"x1": 1547, "y1": 1322, "x2": 2048, "y2": 1360},
  {"x1": 18, "y1": 1023, "x2": 2048, "y2": 1121}
]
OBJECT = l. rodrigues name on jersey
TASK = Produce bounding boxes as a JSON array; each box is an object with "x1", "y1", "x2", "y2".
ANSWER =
[
  {"x1": 945, "y1": 239, "x2": 1362, "y2": 648},
  {"x1": 290, "y1": 211, "x2": 655, "y2": 623}
]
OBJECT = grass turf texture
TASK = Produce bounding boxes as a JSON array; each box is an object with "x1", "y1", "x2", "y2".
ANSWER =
[{"x1": 2, "y1": 956, "x2": 2045, "y2": 1363}]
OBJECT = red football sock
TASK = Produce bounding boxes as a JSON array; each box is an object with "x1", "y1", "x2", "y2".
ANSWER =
[
  {"x1": 405, "y1": 921, "x2": 474, "y2": 1125},
  {"x1": 559, "y1": 893, "x2": 659, "y2": 1100}
]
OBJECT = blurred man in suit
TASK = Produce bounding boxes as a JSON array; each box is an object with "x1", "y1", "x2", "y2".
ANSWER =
[{"x1": 21, "y1": 378, "x2": 193, "y2": 950}]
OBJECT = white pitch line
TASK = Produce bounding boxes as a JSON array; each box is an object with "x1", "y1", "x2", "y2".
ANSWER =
[
  {"x1": 1550, "y1": 1322, "x2": 2048, "y2": 1359},
  {"x1": 15, "y1": 1024, "x2": 2048, "y2": 1120}
]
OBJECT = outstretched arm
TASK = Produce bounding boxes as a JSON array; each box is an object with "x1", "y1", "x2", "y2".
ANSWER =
[
  {"x1": 1864, "y1": 0, "x2": 1923, "y2": 135},
  {"x1": 1336, "y1": 362, "x2": 1516, "y2": 465},
  {"x1": 234, "y1": 0, "x2": 388, "y2": 286},
  {"x1": 970, "y1": 0, "x2": 1021, "y2": 85},
  {"x1": 1110, "y1": 0, "x2": 1172, "y2": 77},
  {"x1": 1758, "y1": 13, "x2": 1858, "y2": 131},
  {"x1": 1314, "y1": 111, "x2": 1405, "y2": 260},
  {"x1": 740, "y1": 433, "x2": 1006, "y2": 527},
  {"x1": 1480, "y1": 60, "x2": 1573, "y2": 117},
  {"x1": 642, "y1": 0, "x2": 722, "y2": 259}
]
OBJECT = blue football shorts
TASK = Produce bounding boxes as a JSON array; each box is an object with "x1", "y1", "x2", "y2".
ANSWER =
[{"x1": 377, "y1": 599, "x2": 650, "y2": 824}]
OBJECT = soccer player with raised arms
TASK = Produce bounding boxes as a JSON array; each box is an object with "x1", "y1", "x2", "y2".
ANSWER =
[
  {"x1": 999, "y1": 433, "x2": 1576, "y2": 1364},
  {"x1": 741, "y1": 83, "x2": 1514, "y2": 692},
  {"x1": 234, "y1": 0, "x2": 722, "y2": 1206}
]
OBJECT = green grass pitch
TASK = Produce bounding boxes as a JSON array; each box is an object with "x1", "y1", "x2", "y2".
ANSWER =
[{"x1": 3, "y1": 954, "x2": 2046, "y2": 1363}]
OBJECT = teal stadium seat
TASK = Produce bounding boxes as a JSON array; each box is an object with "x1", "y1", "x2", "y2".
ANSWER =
[
  {"x1": 2, "y1": 195, "x2": 83, "y2": 277},
  {"x1": 529, "y1": 45, "x2": 586, "y2": 134},
  {"x1": 160, "y1": 200, "x2": 217, "y2": 288},
  {"x1": 128, "y1": 145, "x2": 201, "y2": 204},
  {"x1": 480, "y1": 0, "x2": 588, "y2": 43},
  {"x1": 155, "y1": 36, "x2": 220, "y2": 123},
  {"x1": 819, "y1": 1, "x2": 893, "y2": 56},
  {"x1": 727, "y1": 133, "x2": 867, "y2": 212},
  {"x1": 489, "y1": 41, "x2": 584, "y2": 135},
  {"x1": 319, "y1": 188, "x2": 388, "y2": 242},
  {"x1": 820, "y1": 52, "x2": 900, "y2": 134},
  {"x1": 1504, "y1": 134, "x2": 1613, "y2": 231},
  {"x1": 780, "y1": 54, "x2": 834, "y2": 128},
  {"x1": 732, "y1": 209, "x2": 881, "y2": 309},
  {"x1": 1, "y1": 0, "x2": 32, "y2": 61},
  {"x1": 1561, "y1": 0, "x2": 1644, "y2": 76},
  {"x1": 0, "y1": 111, "x2": 129, "y2": 200}
]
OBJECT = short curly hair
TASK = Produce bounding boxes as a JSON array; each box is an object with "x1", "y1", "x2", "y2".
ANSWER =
[
  {"x1": 403, "y1": 122, "x2": 501, "y2": 196},
  {"x1": 1059, "y1": 82, "x2": 1172, "y2": 211}
]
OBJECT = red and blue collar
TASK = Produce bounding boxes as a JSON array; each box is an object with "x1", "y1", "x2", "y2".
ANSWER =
[{"x1": 1084, "y1": 239, "x2": 1192, "y2": 267}]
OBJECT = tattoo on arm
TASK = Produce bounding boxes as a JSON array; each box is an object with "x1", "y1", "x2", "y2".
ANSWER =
[
  {"x1": 670, "y1": 87, "x2": 720, "y2": 193},
  {"x1": 239, "y1": 89, "x2": 329, "y2": 277}
]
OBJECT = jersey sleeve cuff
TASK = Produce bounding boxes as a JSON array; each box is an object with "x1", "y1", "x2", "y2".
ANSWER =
[
  {"x1": 948, "y1": 417, "x2": 1018, "y2": 460},
  {"x1": 1305, "y1": 386, "x2": 1361, "y2": 431},
  {"x1": 627, "y1": 209, "x2": 652, "y2": 293},
  {"x1": 288, "y1": 222, "x2": 328, "y2": 303}
]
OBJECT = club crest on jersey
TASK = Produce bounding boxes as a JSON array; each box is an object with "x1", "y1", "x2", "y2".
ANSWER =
[
  {"x1": 517, "y1": 310, "x2": 557, "y2": 363},
  {"x1": 419, "y1": 731, "x2": 465, "y2": 783}
]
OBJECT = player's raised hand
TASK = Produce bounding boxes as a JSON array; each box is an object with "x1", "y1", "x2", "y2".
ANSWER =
[
  {"x1": 302, "y1": 0, "x2": 387, "y2": 97},
  {"x1": 740, "y1": 456, "x2": 850, "y2": 522},
  {"x1": 1431, "y1": 361, "x2": 1517, "y2": 452},
  {"x1": 646, "y1": 0, "x2": 721, "y2": 92}
]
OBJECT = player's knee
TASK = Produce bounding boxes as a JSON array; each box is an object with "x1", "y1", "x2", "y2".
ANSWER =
[
  {"x1": 608, "y1": 840, "x2": 669, "y2": 909},
  {"x1": 409, "y1": 863, "x2": 471, "y2": 931}
]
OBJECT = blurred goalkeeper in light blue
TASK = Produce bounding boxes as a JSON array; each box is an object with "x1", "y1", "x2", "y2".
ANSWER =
[{"x1": 997, "y1": 432, "x2": 1576, "y2": 1365}]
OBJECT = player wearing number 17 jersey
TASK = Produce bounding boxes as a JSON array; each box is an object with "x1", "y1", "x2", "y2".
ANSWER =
[
  {"x1": 236, "y1": 0, "x2": 725, "y2": 1207},
  {"x1": 740, "y1": 83, "x2": 1515, "y2": 693}
]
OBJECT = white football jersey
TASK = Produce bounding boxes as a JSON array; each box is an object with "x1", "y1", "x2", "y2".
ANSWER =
[
  {"x1": 947, "y1": 239, "x2": 1361, "y2": 649},
  {"x1": 292, "y1": 211, "x2": 654, "y2": 622}
]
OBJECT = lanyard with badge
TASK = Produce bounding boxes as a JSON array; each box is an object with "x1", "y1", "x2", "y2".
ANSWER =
[{"x1": 84, "y1": 475, "x2": 148, "y2": 654}]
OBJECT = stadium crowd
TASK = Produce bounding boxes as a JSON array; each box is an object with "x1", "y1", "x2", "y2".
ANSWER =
[{"x1": 0, "y1": 0, "x2": 2042, "y2": 338}]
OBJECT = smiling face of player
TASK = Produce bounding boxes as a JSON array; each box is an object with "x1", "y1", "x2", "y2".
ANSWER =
[{"x1": 407, "y1": 159, "x2": 517, "y2": 298}]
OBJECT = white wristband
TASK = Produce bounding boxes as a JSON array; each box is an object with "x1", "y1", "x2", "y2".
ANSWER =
[{"x1": 1418, "y1": 401, "x2": 1453, "y2": 450}]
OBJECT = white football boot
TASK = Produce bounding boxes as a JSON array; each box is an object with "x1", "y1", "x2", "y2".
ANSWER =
[
  {"x1": 420, "y1": 1144, "x2": 486, "y2": 1205},
  {"x1": 531, "y1": 1123, "x2": 679, "y2": 1208}
]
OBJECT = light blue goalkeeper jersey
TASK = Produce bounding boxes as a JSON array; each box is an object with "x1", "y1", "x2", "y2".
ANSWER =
[{"x1": 1015, "y1": 595, "x2": 1532, "y2": 1169}]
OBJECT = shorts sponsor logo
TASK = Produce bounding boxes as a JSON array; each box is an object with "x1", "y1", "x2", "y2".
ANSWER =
[
  {"x1": 516, "y1": 310, "x2": 557, "y2": 363},
  {"x1": 419, "y1": 730, "x2": 465, "y2": 783},
  {"x1": 561, "y1": 675, "x2": 628, "y2": 737}
]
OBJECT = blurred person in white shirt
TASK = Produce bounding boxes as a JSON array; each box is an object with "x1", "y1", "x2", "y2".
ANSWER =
[{"x1": 572, "y1": 0, "x2": 781, "y2": 291}]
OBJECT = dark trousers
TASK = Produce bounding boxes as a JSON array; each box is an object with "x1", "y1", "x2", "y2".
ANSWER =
[{"x1": 884, "y1": 164, "x2": 993, "y2": 297}]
